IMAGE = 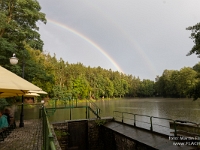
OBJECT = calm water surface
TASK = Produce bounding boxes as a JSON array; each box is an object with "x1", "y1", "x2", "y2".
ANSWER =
[
  {"x1": 15, "y1": 98, "x2": 200, "y2": 135},
  {"x1": 47, "y1": 98, "x2": 200, "y2": 123}
]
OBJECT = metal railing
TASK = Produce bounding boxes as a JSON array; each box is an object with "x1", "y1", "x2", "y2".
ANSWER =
[
  {"x1": 41, "y1": 106, "x2": 56, "y2": 150},
  {"x1": 113, "y1": 111, "x2": 178, "y2": 136},
  {"x1": 45, "y1": 98, "x2": 101, "y2": 118},
  {"x1": 14, "y1": 102, "x2": 101, "y2": 150},
  {"x1": 87, "y1": 99, "x2": 101, "y2": 118},
  {"x1": 46, "y1": 98, "x2": 101, "y2": 120},
  {"x1": 40, "y1": 104, "x2": 100, "y2": 150}
]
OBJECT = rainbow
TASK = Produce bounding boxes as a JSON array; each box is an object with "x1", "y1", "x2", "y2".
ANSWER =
[
  {"x1": 84, "y1": 2, "x2": 158, "y2": 76},
  {"x1": 46, "y1": 18, "x2": 124, "y2": 73}
]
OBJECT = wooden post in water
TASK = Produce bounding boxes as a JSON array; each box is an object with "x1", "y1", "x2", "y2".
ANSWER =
[
  {"x1": 122, "y1": 112, "x2": 124, "y2": 123},
  {"x1": 174, "y1": 121, "x2": 177, "y2": 137},
  {"x1": 134, "y1": 115, "x2": 136, "y2": 127},
  {"x1": 150, "y1": 117, "x2": 153, "y2": 131}
]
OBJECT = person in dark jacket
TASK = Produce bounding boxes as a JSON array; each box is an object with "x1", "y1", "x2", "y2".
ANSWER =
[{"x1": 4, "y1": 108, "x2": 11, "y2": 125}]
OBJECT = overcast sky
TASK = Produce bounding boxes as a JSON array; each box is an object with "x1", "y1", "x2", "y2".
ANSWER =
[{"x1": 37, "y1": 0, "x2": 200, "y2": 80}]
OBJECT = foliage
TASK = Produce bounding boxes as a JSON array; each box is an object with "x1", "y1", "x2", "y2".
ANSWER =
[
  {"x1": 176, "y1": 67, "x2": 197, "y2": 97},
  {"x1": 186, "y1": 23, "x2": 200, "y2": 57},
  {"x1": 155, "y1": 67, "x2": 198, "y2": 98},
  {"x1": 0, "y1": 0, "x2": 49, "y2": 101},
  {"x1": 189, "y1": 81, "x2": 200, "y2": 100},
  {"x1": 184, "y1": 22, "x2": 200, "y2": 100},
  {"x1": 0, "y1": 0, "x2": 46, "y2": 73},
  {"x1": 54, "y1": 130, "x2": 69, "y2": 139},
  {"x1": 26, "y1": 46, "x2": 55, "y2": 95},
  {"x1": 95, "y1": 119, "x2": 106, "y2": 126},
  {"x1": 190, "y1": 62, "x2": 200, "y2": 100},
  {"x1": 2, "y1": 2, "x2": 200, "y2": 101},
  {"x1": 138, "y1": 79, "x2": 155, "y2": 97},
  {"x1": 127, "y1": 76, "x2": 140, "y2": 97},
  {"x1": 0, "y1": 98, "x2": 9, "y2": 110}
]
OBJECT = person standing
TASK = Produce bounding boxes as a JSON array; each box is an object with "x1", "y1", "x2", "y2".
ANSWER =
[{"x1": 4, "y1": 108, "x2": 11, "y2": 125}]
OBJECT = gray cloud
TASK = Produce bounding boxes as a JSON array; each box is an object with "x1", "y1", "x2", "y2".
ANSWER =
[{"x1": 37, "y1": 0, "x2": 200, "y2": 80}]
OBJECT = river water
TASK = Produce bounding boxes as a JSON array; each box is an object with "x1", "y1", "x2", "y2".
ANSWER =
[
  {"x1": 47, "y1": 98, "x2": 200, "y2": 123},
  {"x1": 15, "y1": 98, "x2": 200, "y2": 135}
]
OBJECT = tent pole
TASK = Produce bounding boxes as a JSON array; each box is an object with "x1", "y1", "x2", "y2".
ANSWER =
[
  {"x1": 19, "y1": 95, "x2": 24, "y2": 127},
  {"x1": 19, "y1": 57, "x2": 25, "y2": 127}
]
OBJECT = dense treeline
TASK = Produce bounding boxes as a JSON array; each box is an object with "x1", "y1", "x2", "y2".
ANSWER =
[
  {"x1": 5, "y1": 46, "x2": 200, "y2": 100},
  {"x1": 1, "y1": 0, "x2": 200, "y2": 100},
  {"x1": 28, "y1": 49, "x2": 200, "y2": 100},
  {"x1": 155, "y1": 66, "x2": 199, "y2": 98},
  {"x1": 15, "y1": 48, "x2": 156, "y2": 100}
]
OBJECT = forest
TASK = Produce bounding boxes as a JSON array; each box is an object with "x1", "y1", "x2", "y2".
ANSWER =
[
  {"x1": 1, "y1": 0, "x2": 200, "y2": 101},
  {"x1": 3, "y1": 46, "x2": 200, "y2": 100}
]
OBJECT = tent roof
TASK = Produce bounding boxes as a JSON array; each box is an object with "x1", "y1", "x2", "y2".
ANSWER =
[
  {"x1": 28, "y1": 90, "x2": 47, "y2": 94},
  {"x1": 24, "y1": 93, "x2": 40, "y2": 97},
  {"x1": 0, "y1": 92, "x2": 22, "y2": 98},
  {"x1": 0, "y1": 66, "x2": 42, "y2": 94},
  {"x1": 0, "y1": 92, "x2": 40, "y2": 98}
]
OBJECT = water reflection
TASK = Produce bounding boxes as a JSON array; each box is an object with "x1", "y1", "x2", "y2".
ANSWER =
[
  {"x1": 94, "y1": 98, "x2": 200, "y2": 123},
  {"x1": 15, "y1": 98, "x2": 200, "y2": 124}
]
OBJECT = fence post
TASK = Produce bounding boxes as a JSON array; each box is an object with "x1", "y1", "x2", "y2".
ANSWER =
[
  {"x1": 45, "y1": 126, "x2": 49, "y2": 150},
  {"x1": 150, "y1": 116, "x2": 153, "y2": 132},
  {"x1": 134, "y1": 114, "x2": 136, "y2": 127},
  {"x1": 88, "y1": 107, "x2": 90, "y2": 119},
  {"x1": 70, "y1": 108, "x2": 72, "y2": 120},
  {"x1": 41, "y1": 106, "x2": 56, "y2": 150},
  {"x1": 86, "y1": 107, "x2": 88, "y2": 119},
  {"x1": 42, "y1": 108, "x2": 46, "y2": 150},
  {"x1": 174, "y1": 121, "x2": 177, "y2": 137},
  {"x1": 95, "y1": 109, "x2": 98, "y2": 118},
  {"x1": 97, "y1": 108, "x2": 100, "y2": 116},
  {"x1": 122, "y1": 112, "x2": 124, "y2": 123},
  {"x1": 49, "y1": 133, "x2": 56, "y2": 150}
]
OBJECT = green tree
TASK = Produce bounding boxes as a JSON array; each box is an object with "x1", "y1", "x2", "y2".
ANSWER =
[
  {"x1": 176, "y1": 67, "x2": 197, "y2": 97},
  {"x1": 186, "y1": 23, "x2": 200, "y2": 57},
  {"x1": 104, "y1": 77, "x2": 114, "y2": 98},
  {"x1": 127, "y1": 76, "x2": 140, "y2": 97},
  {"x1": 138, "y1": 79, "x2": 155, "y2": 97},
  {"x1": 193, "y1": 62, "x2": 200, "y2": 72},
  {"x1": 169, "y1": 70, "x2": 180, "y2": 97},
  {"x1": 26, "y1": 46, "x2": 55, "y2": 96},
  {"x1": 0, "y1": 0, "x2": 46, "y2": 72},
  {"x1": 72, "y1": 75, "x2": 90, "y2": 99},
  {"x1": 188, "y1": 62, "x2": 200, "y2": 100},
  {"x1": 186, "y1": 22, "x2": 200, "y2": 100},
  {"x1": 157, "y1": 70, "x2": 174, "y2": 97}
]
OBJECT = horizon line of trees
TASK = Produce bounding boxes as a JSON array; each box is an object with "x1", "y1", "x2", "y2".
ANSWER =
[
  {"x1": 1, "y1": 0, "x2": 200, "y2": 101},
  {"x1": 5, "y1": 46, "x2": 200, "y2": 100}
]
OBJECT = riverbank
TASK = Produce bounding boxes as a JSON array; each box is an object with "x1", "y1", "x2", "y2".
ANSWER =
[{"x1": 46, "y1": 97, "x2": 123, "y2": 107}]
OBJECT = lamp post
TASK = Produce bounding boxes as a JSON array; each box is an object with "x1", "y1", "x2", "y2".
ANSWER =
[
  {"x1": 9, "y1": 53, "x2": 25, "y2": 127},
  {"x1": 9, "y1": 53, "x2": 18, "y2": 65}
]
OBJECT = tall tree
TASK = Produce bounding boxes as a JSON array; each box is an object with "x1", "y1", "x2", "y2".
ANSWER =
[
  {"x1": 176, "y1": 67, "x2": 197, "y2": 97},
  {"x1": 186, "y1": 23, "x2": 200, "y2": 57},
  {"x1": 186, "y1": 23, "x2": 200, "y2": 100},
  {"x1": 0, "y1": 0, "x2": 46, "y2": 72},
  {"x1": 26, "y1": 45, "x2": 55, "y2": 95},
  {"x1": 138, "y1": 79, "x2": 155, "y2": 97}
]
